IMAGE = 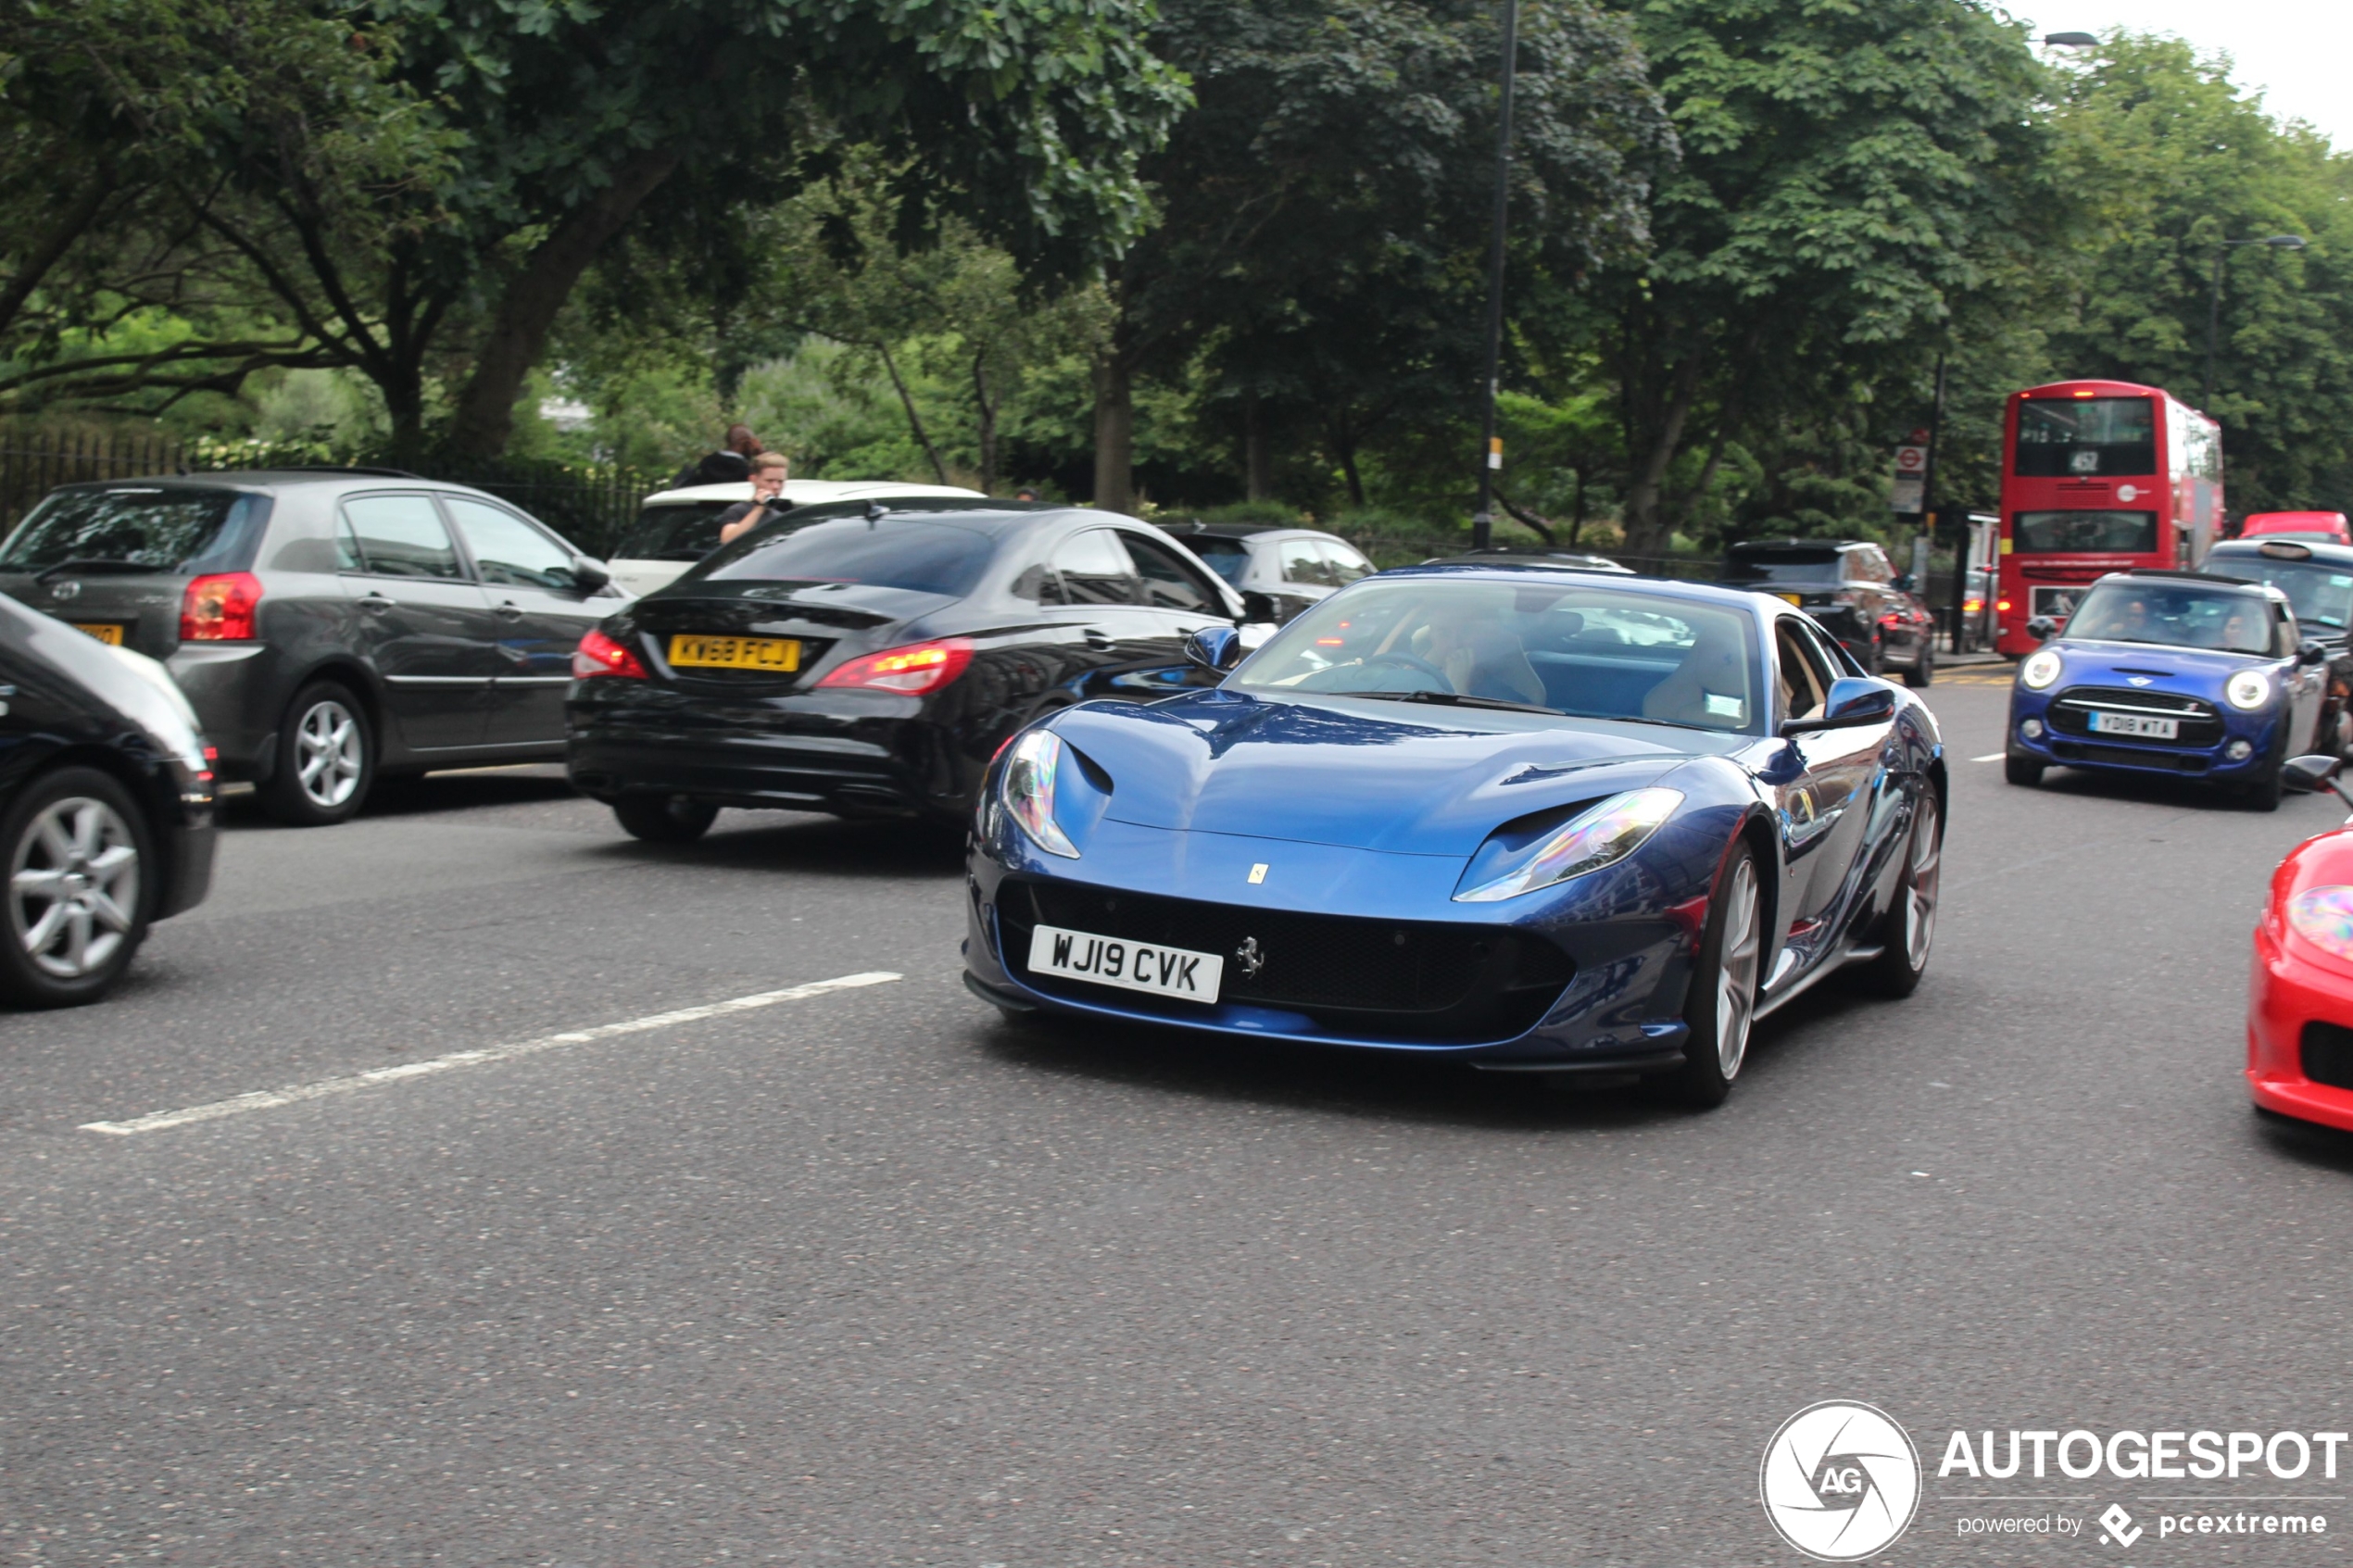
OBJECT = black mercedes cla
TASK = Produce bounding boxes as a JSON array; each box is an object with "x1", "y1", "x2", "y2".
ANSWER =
[{"x1": 565, "y1": 501, "x2": 1265, "y2": 840}]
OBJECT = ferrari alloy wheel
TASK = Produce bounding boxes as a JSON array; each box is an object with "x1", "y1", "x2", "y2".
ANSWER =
[
  {"x1": 1857, "y1": 788, "x2": 1942, "y2": 997},
  {"x1": 0, "y1": 766, "x2": 152, "y2": 1008},
  {"x1": 1662, "y1": 844, "x2": 1762, "y2": 1109}
]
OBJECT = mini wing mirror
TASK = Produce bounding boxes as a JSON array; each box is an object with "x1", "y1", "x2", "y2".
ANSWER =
[
  {"x1": 2026, "y1": 615, "x2": 2058, "y2": 643},
  {"x1": 2298, "y1": 641, "x2": 2328, "y2": 666},
  {"x1": 1894, "y1": 571, "x2": 1916, "y2": 593},
  {"x1": 1784, "y1": 676, "x2": 1898, "y2": 735},
  {"x1": 571, "y1": 558, "x2": 612, "y2": 595},
  {"x1": 1184, "y1": 624, "x2": 1245, "y2": 672},
  {"x1": 1237, "y1": 589, "x2": 1278, "y2": 626}
]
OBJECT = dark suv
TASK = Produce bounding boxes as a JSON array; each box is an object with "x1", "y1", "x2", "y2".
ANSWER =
[
  {"x1": 1722, "y1": 538, "x2": 1933, "y2": 685},
  {"x1": 0, "y1": 470, "x2": 622, "y2": 825}
]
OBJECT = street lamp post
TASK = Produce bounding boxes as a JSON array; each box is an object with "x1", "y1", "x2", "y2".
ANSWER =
[
  {"x1": 1470, "y1": 0, "x2": 1520, "y2": 552},
  {"x1": 2204, "y1": 234, "x2": 2307, "y2": 409}
]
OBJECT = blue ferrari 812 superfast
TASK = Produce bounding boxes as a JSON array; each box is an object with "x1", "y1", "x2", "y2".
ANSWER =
[{"x1": 962, "y1": 564, "x2": 1945, "y2": 1106}]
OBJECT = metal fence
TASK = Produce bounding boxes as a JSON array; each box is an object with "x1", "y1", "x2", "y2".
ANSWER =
[{"x1": 0, "y1": 433, "x2": 660, "y2": 558}]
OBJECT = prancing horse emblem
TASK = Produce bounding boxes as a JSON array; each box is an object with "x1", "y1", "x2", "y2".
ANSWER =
[{"x1": 1234, "y1": 936, "x2": 1265, "y2": 979}]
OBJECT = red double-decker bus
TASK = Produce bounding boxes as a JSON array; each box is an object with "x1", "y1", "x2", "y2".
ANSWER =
[{"x1": 1994, "y1": 378, "x2": 2224, "y2": 657}]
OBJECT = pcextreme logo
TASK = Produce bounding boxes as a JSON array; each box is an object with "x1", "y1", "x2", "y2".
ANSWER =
[{"x1": 1760, "y1": 1400, "x2": 1924, "y2": 1562}]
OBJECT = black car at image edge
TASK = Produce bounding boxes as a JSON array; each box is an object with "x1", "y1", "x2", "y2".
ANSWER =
[
  {"x1": 0, "y1": 591, "x2": 214, "y2": 1006},
  {"x1": 565, "y1": 500, "x2": 1268, "y2": 840}
]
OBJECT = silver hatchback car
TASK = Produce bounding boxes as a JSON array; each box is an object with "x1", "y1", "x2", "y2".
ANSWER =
[{"x1": 0, "y1": 469, "x2": 623, "y2": 824}]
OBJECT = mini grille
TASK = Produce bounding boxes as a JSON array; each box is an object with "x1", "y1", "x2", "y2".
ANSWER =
[
  {"x1": 2047, "y1": 685, "x2": 2223, "y2": 748},
  {"x1": 2302, "y1": 1021, "x2": 2353, "y2": 1091}
]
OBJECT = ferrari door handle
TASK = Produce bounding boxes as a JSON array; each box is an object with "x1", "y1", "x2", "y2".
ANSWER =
[
  {"x1": 356, "y1": 593, "x2": 395, "y2": 614},
  {"x1": 493, "y1": 600, "x2": 524, "y2": 621}
]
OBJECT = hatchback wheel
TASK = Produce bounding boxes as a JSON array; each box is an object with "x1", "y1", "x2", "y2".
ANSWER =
[
  {"x1": 259, "y1": 683, "x2": 372, "y2": 826},
  {"x1": 0, "y1": 767, "x2": 152, "y2": 1008},
  {"x1": 1660, "y1": 844, "x2": 1762, "y2": 1109}
]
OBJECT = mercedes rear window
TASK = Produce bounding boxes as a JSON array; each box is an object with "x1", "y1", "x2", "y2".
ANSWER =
[
  {"x1": 701, "y1": 517, "x2": 996, "y2": 597},
  {"x1": 0, "y1": 486, "x2": 258, "y2": 573}
]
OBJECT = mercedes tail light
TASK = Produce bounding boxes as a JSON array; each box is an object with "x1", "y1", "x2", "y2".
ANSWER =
[
  {"x1": 179, "y1": 571, "x2": 262, "y2": 641},
  {"x1": 816, "y1": 637, "x2": 974, "y2": 695},
  {"x1": 573, "y1": 628, "x2": 648, "y2": 679}
]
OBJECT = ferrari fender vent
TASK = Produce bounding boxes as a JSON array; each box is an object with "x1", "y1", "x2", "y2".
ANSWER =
[
  {"x1": 2301, "y1": 1021, "x2": 2353, "y2": 1091},
  {"x1": 1000, "y1": 878, "x2": 1574, "y2": 1043}
]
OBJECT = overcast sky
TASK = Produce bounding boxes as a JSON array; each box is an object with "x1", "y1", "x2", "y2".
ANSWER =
[{"x1": 2020, "y1": 0, "x2": 2353, "y2": 147}]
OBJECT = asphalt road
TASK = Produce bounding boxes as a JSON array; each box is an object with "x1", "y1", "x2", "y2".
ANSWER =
[{"x1": 5, "y1": 672, "x2": 2351, "y2": 1567}]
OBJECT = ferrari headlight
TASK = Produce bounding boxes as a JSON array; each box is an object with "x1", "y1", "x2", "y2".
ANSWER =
[
  {"x1": 2020, "y1": 648, "x2": 2063, "y2": 690},
  {"x1": 1454, "y1": 787, "x2": 1683, "y2": 903},
  {"x1": 2287, "y1": 885, "x2": 2353, "y2": 962},
  {"x1": 2225, "y1": 669, "x2": 2271, "y2": 710},
  {"x1": 1000, "y1": 730, "x2": 1078, "y2": 859}
]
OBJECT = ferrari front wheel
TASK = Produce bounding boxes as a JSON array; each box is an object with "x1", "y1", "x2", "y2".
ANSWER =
[
  {"x1": 1662, "y1": 843, "x2": 1762, "y2": 1110},
  {"x1": 1856, "y1": 786, "x2": 1942, "y2": 997}
]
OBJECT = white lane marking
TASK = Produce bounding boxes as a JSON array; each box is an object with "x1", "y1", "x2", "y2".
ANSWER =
[
  {"x1": 80, "y1": 972, "x2": 901, "y2": 1136},
  {"x1": 1971, "y1": 752, "x2": 2006, "y2": 761}
]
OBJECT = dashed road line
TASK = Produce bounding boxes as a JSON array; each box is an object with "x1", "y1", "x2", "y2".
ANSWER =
[{"x1": 80, "y1": 971, "x2": 902, "y2": 1136}]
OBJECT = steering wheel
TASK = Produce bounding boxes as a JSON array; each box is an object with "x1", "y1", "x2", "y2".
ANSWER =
[{"x1": 1358, "y1": 651, "x2": 1452, "y2": 689}]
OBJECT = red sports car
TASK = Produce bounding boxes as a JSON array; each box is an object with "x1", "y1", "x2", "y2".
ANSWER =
[{"x1": 2248, "y1": 756, "x2": 2353, "y2": 1131}]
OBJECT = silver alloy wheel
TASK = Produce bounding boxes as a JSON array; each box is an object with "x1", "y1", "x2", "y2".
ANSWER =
[
  {"x1": 1716, "y1": 855, "x2": 1762, "y2": 1079},
  {"x1": 294, "y1": 697, "x2": 364, "y2": 809},
  {"x1": 1902, "y1": 801, "x2": 1943, "y2": 970},
  {"x1": 11, "y1": 797, "x2": 141, "y2": 979}
]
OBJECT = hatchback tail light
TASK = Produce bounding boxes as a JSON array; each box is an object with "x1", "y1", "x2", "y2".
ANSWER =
[
  {"x1": 180, "y1": 571, "x2": 262, "y2": 641},
  {"x1": 573, "y1": 628, "x2": 648, "y2": 679},
  {"x1": 815, "y1": 637, "x2": 974, "y2": 695}
]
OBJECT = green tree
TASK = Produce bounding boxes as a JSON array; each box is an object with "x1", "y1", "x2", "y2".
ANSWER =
[
  {"x1": 1597, "y1": 0, "x2": 2045, "y2": 554},
  {"x1": 2035, "y1": 33, "x2": 2353, "y2": 515},
  {"x1": 186, "y1": 0, "x2": 1186, "y2": 458},
  {"x1": 1091, "y1": 0, "x2": 1671, "y2": 514}
]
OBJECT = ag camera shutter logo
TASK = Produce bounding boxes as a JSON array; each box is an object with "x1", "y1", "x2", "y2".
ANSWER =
[{"x1": 1760, "y1": 1401, "x2": 1922, "y2": 1561}]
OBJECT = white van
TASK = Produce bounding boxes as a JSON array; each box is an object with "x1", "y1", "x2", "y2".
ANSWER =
[{"x1": 607, "y1": 478, "x2": 985, "y2": 596}]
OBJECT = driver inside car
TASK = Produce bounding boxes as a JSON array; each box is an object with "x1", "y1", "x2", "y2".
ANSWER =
[{"x1": 1410, "y1": 599, "x2": 1548, "y2": 706}]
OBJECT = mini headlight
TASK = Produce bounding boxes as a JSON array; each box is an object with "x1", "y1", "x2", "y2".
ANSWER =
[
  {"x1": 2287, "y1": 885, "x2": 2353, "y2": 963},
  {"x1": 2020, "y1": 648, "x2": 2063, "y2": 690},
  {"x1": 2225, "y1": 669, "x2": 2271, "y2": 709},
  {"x1": 1000, "y1": 730, "x2": 1079, "y2": 859},
  {"x1": 1454, "y1": 787, "x2": 1683, "y2": 903}
]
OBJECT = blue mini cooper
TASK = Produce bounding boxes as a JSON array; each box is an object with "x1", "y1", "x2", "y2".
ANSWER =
[{"x1": 2006, "y1": 568, "x2": 2329, "y2": 809}]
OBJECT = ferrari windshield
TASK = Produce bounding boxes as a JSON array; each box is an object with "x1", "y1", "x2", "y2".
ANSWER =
[
  {"x1": 1235, "y1": 577, "x2": 1762, "y2": 732},
  {"x1": 2065, "y1": 580, "x2": 2278, "y2": 655}
]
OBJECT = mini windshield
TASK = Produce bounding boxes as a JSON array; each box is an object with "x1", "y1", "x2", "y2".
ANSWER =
[
  {"x1": 1723, "y1": 549, "x2": 1843, "y2": 584},
  {"x1": 2065, "y1": 580, "x2": 2277, "y2": 655},
  {"x1": 700, "y1": 516, "x2": 995, "y2": 597},
  {"x1": 1235, "y1": 578, "x2": 1761, "y2": 732},
  {"x1": 2216, "y1": 556, "x2": 2353, "y2": 630}
]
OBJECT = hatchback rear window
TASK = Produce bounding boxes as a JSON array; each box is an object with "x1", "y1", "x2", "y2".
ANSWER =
[
  {"x1": 702, "y1": 518, "x2": 996, "y2": 597},
  {"x1": 0, "y1": 486, "x2": 257, "y2": 572}
]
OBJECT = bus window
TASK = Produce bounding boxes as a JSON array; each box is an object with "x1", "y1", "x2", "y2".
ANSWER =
[
  {"x1": 2014, "y1": 396, "x2": 2158, "y2": 477},
  {"x1": 2012, "y1": 509, "x2": 2158, "y2": 553}
]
